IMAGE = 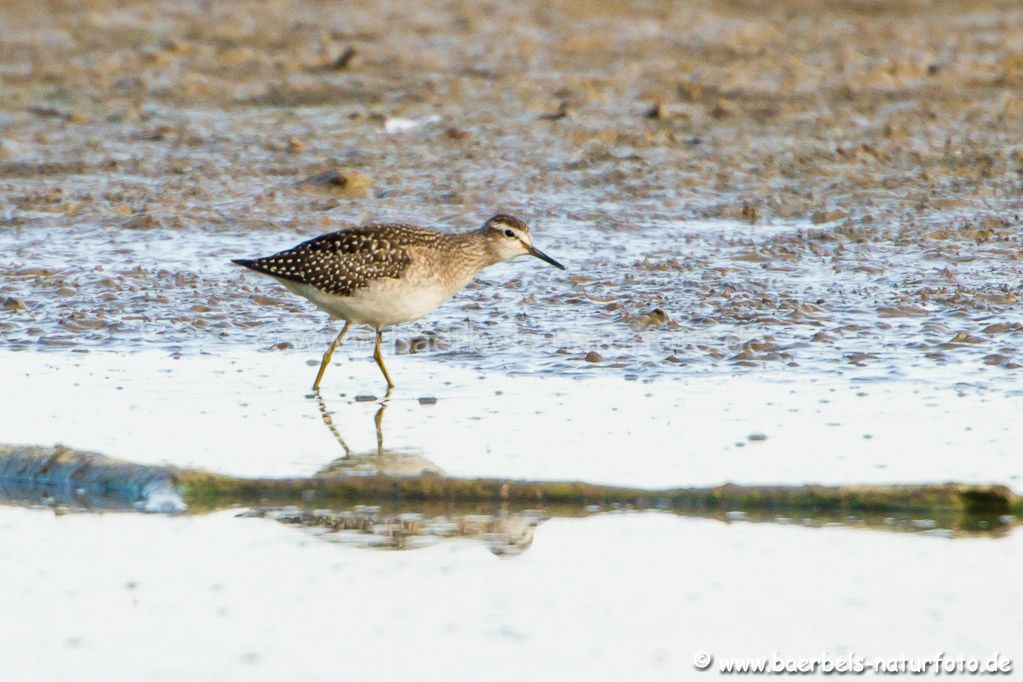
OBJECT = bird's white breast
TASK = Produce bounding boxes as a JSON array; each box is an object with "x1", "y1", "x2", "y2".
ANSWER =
[{"x1": 277, "y1": 275, "x2": 456, "y2": 328}]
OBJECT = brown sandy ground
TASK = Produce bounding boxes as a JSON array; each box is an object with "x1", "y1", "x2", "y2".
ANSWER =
[{"x1": 2, "y1": 0, "x2": 1023, "y2": 376}]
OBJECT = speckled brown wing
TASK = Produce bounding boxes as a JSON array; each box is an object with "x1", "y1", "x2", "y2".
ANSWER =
[{"x1": 233, "y1": 225, "x2": 437, "y2": 297}]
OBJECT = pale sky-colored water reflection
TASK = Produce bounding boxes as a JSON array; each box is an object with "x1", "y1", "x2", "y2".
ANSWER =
[
  {"x1": 1, "y1": 350, "x2": 1020, "y2": 489},
  {"x1": 2, "y1": 348, "x2": 1022, "y2": 680},
  {"x1": 0, "y1": 508, "x2": 1020, "y2": 682}
]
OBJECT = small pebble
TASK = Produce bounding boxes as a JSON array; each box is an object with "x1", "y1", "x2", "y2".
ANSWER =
[
  {"x1": 296, "y1": 168, "x2": 371, "y2": 197},
  {"x1": 2, "y1": 297, "x2": 27, "y2": 312},
  {"x1": 332, "y1": 46, "x2": 356, "y2": 70},
  {"x1": 645, "y1": 100, "x2": 666, "y2": 119}
]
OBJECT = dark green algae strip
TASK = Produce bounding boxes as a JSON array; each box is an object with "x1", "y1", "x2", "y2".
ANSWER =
[
  {"x1": 2, "y1": 444, "x2": 1018, "y2": 525},
  {"x1": 178, "y1": 468, "x2": 1017, "y2": 516}
]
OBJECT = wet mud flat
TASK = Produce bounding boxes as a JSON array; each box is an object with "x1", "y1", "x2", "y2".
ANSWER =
[{"x1": 3, "y1": 0, "x2": 1023, "y2": 379}]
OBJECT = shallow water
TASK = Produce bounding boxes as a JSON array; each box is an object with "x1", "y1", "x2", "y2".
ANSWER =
[
  {"x1": 4, "y1": 346, "x2": 1021, "y2": 680},
  {"x1": 1, "y1": 507, "x2": 1020, "y2": 682},
  {"x1": 2, "y1": 350, "x2": 1020, "y2": 489},
  {"x1": 4, "y1": 214, "x2": 1023, "y2": 380}
]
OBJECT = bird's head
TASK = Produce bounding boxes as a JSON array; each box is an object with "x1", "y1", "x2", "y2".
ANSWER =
[{"x1": 481, "y1": 214, "x2": 565, "y2": 270}]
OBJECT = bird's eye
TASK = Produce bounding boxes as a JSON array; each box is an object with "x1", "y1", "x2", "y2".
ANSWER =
[{"x1": 503, "y1": 229, "x2": 515, "y2": 238}]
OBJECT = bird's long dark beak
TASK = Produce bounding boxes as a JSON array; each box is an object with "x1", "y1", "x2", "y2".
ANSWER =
[{"x1": 529, "y1": 245, "x2": 566, "y2": 270}]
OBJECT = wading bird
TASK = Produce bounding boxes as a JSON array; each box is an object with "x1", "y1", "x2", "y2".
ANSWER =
[{"x1": 233, "y1": 214, "x2": 565, "y2": 390}]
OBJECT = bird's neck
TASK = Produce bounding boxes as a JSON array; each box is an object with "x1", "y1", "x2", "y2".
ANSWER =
[{"x1": 443, "y1": 230, "x2": 499, "y2": 287}]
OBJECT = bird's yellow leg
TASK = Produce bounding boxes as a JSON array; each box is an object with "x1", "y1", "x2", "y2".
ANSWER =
[
  {"x1": 373, "y1": 389, "x2": 392, "y2": 456},
  {"x1": 373, "y1": 329, "x2": 395, "y2": 388},
  {"x1": 312, "y1": 321, "x2": 351, "y2": 391}
]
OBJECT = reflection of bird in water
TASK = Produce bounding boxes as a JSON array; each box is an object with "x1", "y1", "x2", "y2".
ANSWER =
[
  {"x1": 313, "y1": 390, "x2": 444, "y2": 478},
  {"x1": 250, "y1": 506, "x2": 547, "y2": 555},
  {"x1": 460, "y1": 512, "x2": 543, "y2": 557},
  {"x1": 238, "y1": 393, "x2": 549, "y2": 554},
  {"x1": 233, "y1": 214, "x2": 565, "y2": 390}
]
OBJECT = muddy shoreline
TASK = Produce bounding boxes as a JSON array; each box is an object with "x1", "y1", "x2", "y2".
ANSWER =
[{"x1": 3, "y1": 0, "x2": 1023, "y2": 379}]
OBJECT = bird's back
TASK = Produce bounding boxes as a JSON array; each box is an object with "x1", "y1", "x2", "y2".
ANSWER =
[{"x1": 233, "y1": 224, "x2": 448, "y2": 297}]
